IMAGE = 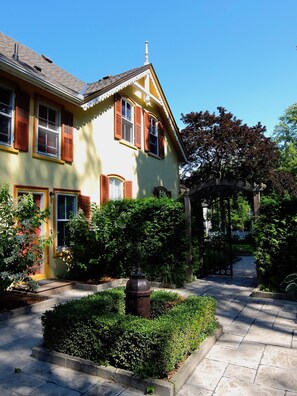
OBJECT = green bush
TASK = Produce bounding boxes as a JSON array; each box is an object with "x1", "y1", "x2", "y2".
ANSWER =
[
  {"x1": 0, "y1": 184, "x2": 51, "y2": 290},
  {"x1": 65, "y1": 197, "x2": 195, "y2": 285},
  {"x1": 41, "y1": 289, "x2": 218, "y2": 379},
  {"x1": 253, "y1": 195, "x2": 297, "y2": 291}
]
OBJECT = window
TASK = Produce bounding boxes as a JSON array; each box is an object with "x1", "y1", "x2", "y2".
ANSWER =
[
  {"x1": 121, "y1": 98, "x2": 134, "y2": 144},
  {"x1": 37, "y1": 102, "x2": 60, "y2": 157},
  {"x1": 144, "y1": 112, "x2": 165, "y2": 158},
  {"x1": 149, "y1": 116, "x2": 158, "y2": 156},
  {"x1": 100, "y1": 174, "x2": 132, "y2": 204},
  {"x1": 56, "y1": 194, "x2": 77, "y2": 250},
  {"x1": 0, "y1": 85, "x2": 13, "y2": 146},
  {"x1": 109, "y1": 177, "x2": 123, "y2": 200}
]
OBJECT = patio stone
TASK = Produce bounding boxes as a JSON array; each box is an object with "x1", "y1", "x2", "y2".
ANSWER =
[
  {"x1": 28, "y1": 382, "x2": 80, "y2": 395},
  {"x1": 216, "y1": 333, "x2": 243, "y2": 349},
  {"x1": 0, "y1": 372, "x2": 46, "y2": 395},
  {"x1": 186, "y1": 359, "x2": 227, "y2": 391},
  {"x1": 261, "y1": 345, "x2": 297, "y2": 368},
  {"x1": 206, "y1": 341, "x2": 264, "y2": 369},
  {"x1": 224, "y1": 363, "x2": 256, "y2": 383},
  {"x1": 213, "y1": 377, "x2": 284, "y2": 395},
  {"x1": 176, "y1": 383, "x2": 213, "y2": 396},
  {"x1": 255, "y1": 365, "x2": 297, "y2": 392},
  {"x1": 83, "y1": 380, "x2": 127, "y2": 396}
]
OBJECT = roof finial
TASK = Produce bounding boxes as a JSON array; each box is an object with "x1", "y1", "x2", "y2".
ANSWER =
[{"x1": 144, "y1": 40, "x2": 149, "y2": 65}]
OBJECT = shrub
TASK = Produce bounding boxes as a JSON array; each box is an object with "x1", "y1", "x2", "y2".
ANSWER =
[
  {"x1": 65, "y1": 197, "x2": 195, "y2": 285},
  {"x1": 0, "y1": 184, "x2": 51, "y2": 290},
  {"x1": 253, "y1": 195, "x2": 297, "y2": 291},
  {"x1": 41, "y1": 289, "x2": 218, "y2": 379}
]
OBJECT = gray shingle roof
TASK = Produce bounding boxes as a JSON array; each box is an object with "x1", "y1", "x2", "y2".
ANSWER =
[
  {"x1": 0, "y1": 32, "x2": 85, "y2": 95},
  {"x1": 0, "y1": 32, "x2": 150, "y2": 100}
]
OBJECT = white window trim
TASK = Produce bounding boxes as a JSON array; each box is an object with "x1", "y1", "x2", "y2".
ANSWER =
[
  {"x1": 0, "y1": 83, "x2": 15, "y2": 147},
  {"x1": 36, "y1": 100, "x2": 61, "y2": 159},
  {"x1": 121, "y1": 97, "x2": 134, "y2": 144},
  {"x1": 56, "y1": 193, "x2": 77, "y2": 251},
  {"x1": 109, "y1": 177, "x2": 124, "y2": 201},
  {"x1": 149, "y1": 115, "x2": 159, "y2": 156}
]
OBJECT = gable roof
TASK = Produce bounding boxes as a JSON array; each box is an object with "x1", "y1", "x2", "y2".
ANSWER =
[{"x1": 0, "y1": 32, "x2": 187, "y2": 161}]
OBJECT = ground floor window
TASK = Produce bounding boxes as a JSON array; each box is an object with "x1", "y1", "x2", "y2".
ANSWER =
[{"x1": 56, "y1": 193, "x2": 77, "y2": 250}]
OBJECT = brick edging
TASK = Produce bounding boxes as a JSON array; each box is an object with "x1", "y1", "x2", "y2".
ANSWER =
[{"x1": 32, "y1": 326, "x2": 223, "y2": 396}]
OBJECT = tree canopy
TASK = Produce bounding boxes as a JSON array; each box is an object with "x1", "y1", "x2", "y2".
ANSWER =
[
  {"x1": 273, "y1": 103, "x2": 297, "y2": 176},
  {"x1": 180, "y1": 107, "x2": 279, "y2": 188}
]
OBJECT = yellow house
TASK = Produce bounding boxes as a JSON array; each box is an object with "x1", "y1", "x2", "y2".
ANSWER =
[{"x1": 0, "y1": 33, "x2": 187, "y2": 279}]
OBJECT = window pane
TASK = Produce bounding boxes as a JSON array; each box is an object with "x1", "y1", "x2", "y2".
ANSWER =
[
  {"x1": 46, "y1": 131, "x2": 58, "y2": 155},
  {"x1": 0, "y1": 87, "x2": 12, "y2": 110},
  {"x1": 39, "y1": 104, "x2": 47, "y2": 120},
  {"x1": 57, "y1": 195, "x2": 66, "y2": 219},
  {"x1": 109, "y1": 178, "x2": 123, "y2": 200},
  {"x1": 0, "y1": 115, "x2": 11, "y2": 144},
  {"x1": 57, "y1": 221, "x2": 67, "y2": 248},
  {"x1": 66, "y1": 196, "x2": 76, "y2": 218}
]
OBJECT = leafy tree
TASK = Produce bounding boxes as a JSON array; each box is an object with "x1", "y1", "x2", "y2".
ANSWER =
[
  {"x1": 180, "y1": 106, "x2": 279, "y2": 187},
  {"x1": 273, "y1": 103, "x2": 297, "y2": 177},
  {"x1": 0, "y1": 184, "x2": 51, "y2": 292}
]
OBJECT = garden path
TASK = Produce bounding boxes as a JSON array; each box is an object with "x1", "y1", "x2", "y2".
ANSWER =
[{"x1": 0, "y1": 256, "x2": 296, "y2": 395}]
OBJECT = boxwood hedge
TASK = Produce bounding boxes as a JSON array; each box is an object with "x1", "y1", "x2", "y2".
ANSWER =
[{"x1": 41, "y1": 288, "x2": 218, "y2": 378}]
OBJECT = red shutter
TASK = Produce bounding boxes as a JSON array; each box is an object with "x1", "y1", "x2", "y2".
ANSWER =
[
  {"x1": 114, "y1": 95, "x2": 122, "y2": 140},
  {"x1": 144, "y1": 111, "x2": 150, "y2": 152},
  {"x1": 61, "y1": 111, "x2": 74, "y2": 162},
  {"x1": 14, "y1": 91, "x2": 30, "y2": 151},
  {"x1": 124, "y1": 181, "x2": 133, "y2": 199},
  {"x1": 100, "y1": 174, "x2": 110, "y2": 204},
  {"x1": 159, "y1": 122, "x2": 165, "y2": 159},
  {"x1": 78, "y1": 195, "x2": 91, "y2": 220},
  {"x1": 134, "y1": 106, "x2": 142, "y2": 148}
]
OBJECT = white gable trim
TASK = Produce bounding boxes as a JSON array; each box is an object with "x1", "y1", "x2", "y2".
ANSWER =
[{"x1": 81, "y1": 70, "x2": 187, "y2": 161}]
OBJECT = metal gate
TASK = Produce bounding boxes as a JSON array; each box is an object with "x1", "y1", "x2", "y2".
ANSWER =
[{"x1": 202, "y1": 196, "x2": 233, "y2": 276}]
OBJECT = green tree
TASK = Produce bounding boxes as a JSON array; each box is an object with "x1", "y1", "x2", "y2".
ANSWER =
[
  {"x1": 273, "y1": 103, "x2": 297, "y2": 177},
  {"x1": 0, "y1": 184, "x2": 51, "y2": 292}
]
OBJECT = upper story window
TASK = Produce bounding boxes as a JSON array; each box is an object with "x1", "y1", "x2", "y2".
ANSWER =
[
  {"x1": 114, "y1": 94, "x2": 141, "y2": 148},
  {"x1": 0, "y1": 85, "x2": 14, "y2": 146},
  {"x1": 37, "y1": 102, "x2": 60, "y2": 158},
  {"x1": 144, "y1": 112, "x2": 165, "y2": 159},
  {"x1": 121, "y1": 98, "x2": 134, "y2": 144},
  {"x1": 149, "y1": 116, "x2": 158, "y2": 156}
]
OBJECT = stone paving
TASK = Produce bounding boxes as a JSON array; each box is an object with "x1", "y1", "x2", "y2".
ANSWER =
[{"x1": 0, "y1": 256, "x2": 296, "y2": 395}]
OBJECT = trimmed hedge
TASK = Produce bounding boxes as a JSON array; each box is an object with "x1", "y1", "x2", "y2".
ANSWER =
[{"x1": 41, "y1": 288, "x2": 218, "y2": 378}]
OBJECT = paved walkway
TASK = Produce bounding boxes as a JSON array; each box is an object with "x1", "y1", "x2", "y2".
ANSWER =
[{"x1": 0, "y1": 256, "x2": 296, "y2": 395}]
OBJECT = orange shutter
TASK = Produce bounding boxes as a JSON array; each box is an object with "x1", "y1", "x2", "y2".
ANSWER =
[
  {"x1": 100, "y1": 174, "x2": 110, "y2": 204},
  {"x1": 14, "y1": 91, "x2": 30, "y2": 151},
  {"x1": 61, "y1": 111, "x2": 74, "y2": 162},
  {"x1": 114, "y1": 95, "x2": 122, "y2": 140},
  {"x1": 144, "y1": 111, "x2": 150, "y2": 152},
  {"x1": 124, "y1": 181, "x2": 133, "y2": 199},
  {"x1": 78, "y1": 195, "x2": 91, "y2": 220},
  {"x1": 159, "y1": 122, "x2": 165, "y2": 159},
  {"x1": 134, "y1": 106, "x2": 142, "y2": 148}
]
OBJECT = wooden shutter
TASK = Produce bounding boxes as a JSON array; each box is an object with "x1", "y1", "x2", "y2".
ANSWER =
[
  {"x1": 144, "y1": 111, "x2": 150, "y2": 152},
  {"x1": 14, "y1": 91, "x2": 30, "y2": 151},
  {"x1": 124, "y1": 180, "x2": 133, "y2": 199},
  {"x1": 78, "y1": 195, "x2": 91, "y2": 220},
  {"x1": 158, "y1": 122, "x2": 165, "y2": 159},
  {"x1": 61, "y1": 110, "x2": 74, "y2": 162},
  {"x1": 100, "y1": 174, "x2": 110, "y2": 204},
  {"x1": 134, "y1": 106, "x2": 142, "y2": 148},
  {"x1": 114, "y1": 94, "x2": 122, "y2": 140}
]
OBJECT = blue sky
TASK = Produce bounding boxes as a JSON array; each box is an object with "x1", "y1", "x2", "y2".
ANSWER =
[{"x1": 2, "y1": 0, "x2": 297, "y2": 135}]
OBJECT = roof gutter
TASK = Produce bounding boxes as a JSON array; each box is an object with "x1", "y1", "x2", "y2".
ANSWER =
[{"x1": 0, "y1": 56, "x2": 83, "y2": 105}]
